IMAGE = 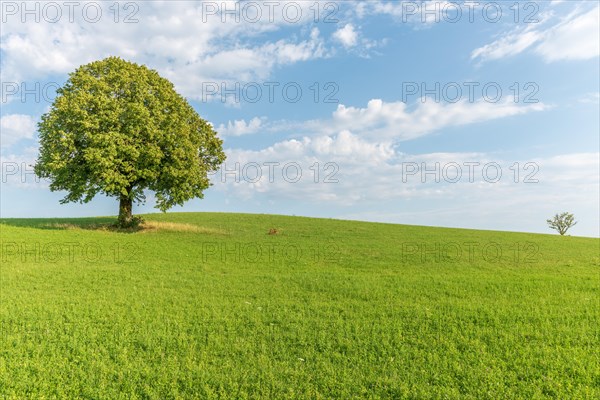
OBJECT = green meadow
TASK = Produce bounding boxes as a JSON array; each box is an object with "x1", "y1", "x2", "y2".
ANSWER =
[{"x1": 1, "y1": 212, "x2": 598, "y2": 399}]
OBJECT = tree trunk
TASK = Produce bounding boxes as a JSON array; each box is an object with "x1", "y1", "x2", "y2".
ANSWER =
[{"x1": 118, "y1": 195, "x2": 133, "y2": 227}]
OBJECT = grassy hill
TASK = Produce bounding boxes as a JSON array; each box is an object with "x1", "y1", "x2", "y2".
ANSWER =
[{"x1": 1, "y1": 212, "x2": 598, "y2": 398}]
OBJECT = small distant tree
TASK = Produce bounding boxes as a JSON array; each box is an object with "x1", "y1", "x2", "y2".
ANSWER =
[
  {"x1": 35, "y1": 57, "x2": 225, "y2": 228},
  {"x1": 547, "y1": 212, "x2": 577, "y2": 235}
]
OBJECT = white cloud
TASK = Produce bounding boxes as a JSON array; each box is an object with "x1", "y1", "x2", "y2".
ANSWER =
[
  {"x1": 213, "y1": 130, "x2": 396, "y2": 203},
  {"x1": 471, "y1": 28, "x2": 543, "y2": 61},
  {"x1": 217, "y1": 117, "x2": 266, "y2": 137},
  {"x1": 0, "y1": 2, "x2": 330, "y2": 100},
  {"x1": 472, "y1": 5, "x2": 600, "y2": 63},
  {"x1": 311, "y1": 98, "x2": 548, "y2": 141},
  {"x1": 226, "y1": 130, "x2": 394, "y2": 166},
  {"x1": 0, "y1": 114, "x2": 37, "y2": 148},
  {"x1": 535, "y1": 6, "x2": 600, "y2": 62},
  {"x1": 333, "y1": 24, "x2": 358, "y2": 48},
  {"x1": 214, "y1": 95, "x2": 548, "y2": 147},
  {"x1": 220, "y1": 97, "x2": 548, "y2": 142}
]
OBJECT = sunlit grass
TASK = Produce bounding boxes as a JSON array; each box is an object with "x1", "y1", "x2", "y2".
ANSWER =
[{"x1": 1, "y1": 212, "x2": 598, "y2": 398}]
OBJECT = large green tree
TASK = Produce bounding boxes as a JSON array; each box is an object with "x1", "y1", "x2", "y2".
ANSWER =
[{"x1": 35, "y1": 57, "x2": 225, "y2": 227}]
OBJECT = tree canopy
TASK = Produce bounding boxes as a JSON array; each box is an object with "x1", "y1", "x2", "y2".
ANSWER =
[{"x1": 35, "y1": 56, "x2": 226, "y2": 226}]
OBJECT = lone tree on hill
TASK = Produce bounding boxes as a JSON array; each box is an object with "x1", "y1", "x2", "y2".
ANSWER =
[
  {"x1": 35, "y1": 57, "x2": 225, "y2": 227},
  {"x1": 547, "y1": 212, "x2": 577, "y2": 236}
]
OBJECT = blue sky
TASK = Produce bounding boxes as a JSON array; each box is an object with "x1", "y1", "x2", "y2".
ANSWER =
[{"x1": 1, "y1": 0, "x2": 599, "y2": 236}]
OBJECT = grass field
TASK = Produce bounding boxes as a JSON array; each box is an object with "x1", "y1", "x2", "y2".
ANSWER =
[{"x1": 1, "y1": 212, "x2": 598, "y2": 399}]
